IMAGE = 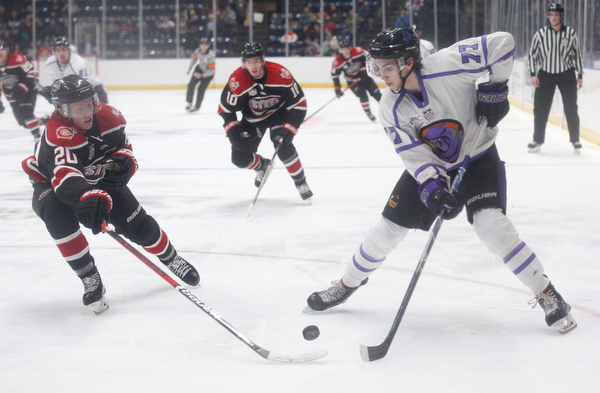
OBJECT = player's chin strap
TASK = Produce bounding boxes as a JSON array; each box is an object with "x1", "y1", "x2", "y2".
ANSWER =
[{"x1": 391, "y1": 58, "x2": 417, "y2": 95}]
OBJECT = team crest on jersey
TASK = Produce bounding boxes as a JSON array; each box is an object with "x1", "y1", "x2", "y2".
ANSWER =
[
  {"x1": 423, "y1": 108, "x2": 434, "y2": 120},
  {"x1": 280, "y1": 69, "x2": 292, "y2": 79},
  {"x1": 419, "y1": 120, "x2": 464, "y2": 162},
  {"x1": 249, "y1": 96, "x2": 281, "y2": 115},
  {"x1": 55, "y1": 126, "x2": 77, "y2": 140},
  {"x1": 229, "y1": 77, "x2": 239, "y2": 91}
]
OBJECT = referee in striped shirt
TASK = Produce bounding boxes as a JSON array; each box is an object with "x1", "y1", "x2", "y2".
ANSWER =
[{"x1": 527, "y1": 3, "x2": 583, "y2": 154}]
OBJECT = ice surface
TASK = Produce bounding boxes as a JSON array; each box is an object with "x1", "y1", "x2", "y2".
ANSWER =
[{"x1": 1, "y1": 88, "x2": 599, "y2": 392}]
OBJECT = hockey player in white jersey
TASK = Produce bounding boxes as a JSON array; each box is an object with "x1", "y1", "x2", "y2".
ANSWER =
[
  {"x1": 412, "y1": 24, "x2": 435, "y2": 59},
  {"x1": 305, "y1": 28, "x2": 576, "y2": 334},
  {"x1": 40, "y1": 37, "x2": 108, "y2": 104}
]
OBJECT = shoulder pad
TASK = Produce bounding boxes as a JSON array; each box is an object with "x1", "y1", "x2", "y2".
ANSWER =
[
  {"x1": 228, "y1": 66, "x2": 255, "y2": 95},
  {"x1": 332, "y1": 55, "x2": 344, "y2": 68},
  {"x1": 8, "y1": 53, "x2": 26, "y2": 67},
  {"x1": 45, "y1": 116, "x2": 88, "y2": 148},
  {"x1": 351, "y1": 47, "x2": 364, "y2": 57},
  {"x1": 264, "y1": 61, "x2": 294, "y2": 86},
  {"x1": 95, "y1": 103, "x2": 127, "y2": 130}
]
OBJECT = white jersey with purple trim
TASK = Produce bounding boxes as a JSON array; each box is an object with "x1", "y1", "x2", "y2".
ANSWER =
[
  {"x1": 379, "y1": 31, "x2": 515, "y2": 185},
  {"x1": 419, "y1": 39, "x2": 436, "y2": 59},
  {"x1": 44, "y1": 53, "x2": 102, "y2": 87}
]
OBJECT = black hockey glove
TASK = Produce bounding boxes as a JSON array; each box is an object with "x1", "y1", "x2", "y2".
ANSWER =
[
  {"x1": 418, "y1": 178, "x2": 459, "y2": 218},
  {"x1": 100, "y1": 150, "x2": 138, "y2": 191},
  {"x1": 225, "y1": 120, "x2": 260, "y2": 151},
  {"x1": 476, "y1": 81, "x2": 509, "y2": 128},
  {"x1": 334, "y1": 86, "x2": 344, "y2": 98},
  {"x1": 76, "y1": 189, "x2": 113, "y2": 235},
  {"x1": 270, "y1": 123, "x2": 298, "y2": 145},
  {"x1": 39, "y1": 86, "x2": 53, "y2": 104}
]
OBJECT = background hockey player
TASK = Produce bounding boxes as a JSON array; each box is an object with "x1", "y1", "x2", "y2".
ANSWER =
[
  {"x1": 21, "y1": 75, "x2": 199, "y2": 314},
  {"x1": 186, "y1": 37, "x2": 216, "y2": 113},
  {"x1": 218, "y1": 42, "x2": 312, "y2": 200},
  {"x1": 0, "y1": 40, "x2": 48, "y2": 139},
  {"x1": 40, "y1": 36, "x2": 108, "y2": 104},
  {"x1": 412, "y1": 24, "x2": 436, "y2": 59},
  {"x1": 305, "y1": 28, "x2": 576, "y2": 334},
  {"x1": 331, "y1": 37, "x2": 381, "y2": 122}
]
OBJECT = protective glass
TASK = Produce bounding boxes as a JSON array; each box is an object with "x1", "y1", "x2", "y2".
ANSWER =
[
  {"x1": 60, "y1": 94, "x2": 101, "y2": 117},
  {"x1": 366, "y1": 55, "x2": 405, "y2": 78}
]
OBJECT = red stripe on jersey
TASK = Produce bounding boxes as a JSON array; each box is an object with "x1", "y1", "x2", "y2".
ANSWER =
[
  {"x1": 284, "y1": 156, "x2": 303, "y2": 176},
  {"x1": 52, "y1": 166, "x2": 84, "y2": 189},
  {"x1": 21, "y1": 156, "x2": 48, "y2": 183},
  {"x1": 25, "y1": 117, "x2": 40, "y2": 130},
  {"x1": 143, "y1": 229, "x2": 170, "y2": 256},
  {"x1": 55, "y1": 231, "x2": 89, "y2": 260}
]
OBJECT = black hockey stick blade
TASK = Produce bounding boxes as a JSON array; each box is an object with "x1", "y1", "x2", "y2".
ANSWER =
[{"x1": 101, "y1": 223, "x2": 327, "y2": 363}]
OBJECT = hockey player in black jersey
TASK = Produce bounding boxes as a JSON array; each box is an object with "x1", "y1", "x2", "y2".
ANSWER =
[
  {"x1": 331, "y1": 37, "x2": 382, "y2": 121},
  {"x1": 218, "y1": 42, "x2": 312, "y2": 200},
  {"x1": 22, "y1": 75, "x2": 200, "y2": 314}
]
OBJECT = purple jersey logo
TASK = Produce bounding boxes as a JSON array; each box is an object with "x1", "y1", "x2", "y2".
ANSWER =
[{"x1": 419, "y1": 120, "x2": 464, "y2": 162}]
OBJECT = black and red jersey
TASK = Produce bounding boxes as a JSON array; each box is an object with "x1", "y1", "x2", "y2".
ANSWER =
[
  {"x1": 22, "y1": 103, "x2": 131, "y2": 208},
  {"x1": 331, "y1": 47, "x2": 369, "y2": 87},
  {"x1": 0, "y1": 52, "x2": 37, "y2": 102},
  {"x1": 218, "y1": 61, "x2": 307, "y2": 129}
]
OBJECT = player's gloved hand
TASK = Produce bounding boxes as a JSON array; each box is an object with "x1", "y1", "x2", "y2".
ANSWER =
[
  {"x1": 418, "y1": 178, "x2": 458, "y2": 217},
  {"x1": 225, "y1": 120, "x2": 256, "y2": 150},
  {"x1": 39, "y1": 86, "x2": 53, "y2": 104},
  {"x1": 100, "y1": 150, "x2": 138, "y2": 191},
  {"x1": 334, "y1": 87, "x2": 344, "y2": 98},
  {"x1": 270, "y1": 123, "x2": 298, "y2": 145},
  {"x1": 76, "y1": 189, "x2": 113, "y2": 235},
  {"x1": 476, "y1": 81, "x2": 509, "y2": 128}
]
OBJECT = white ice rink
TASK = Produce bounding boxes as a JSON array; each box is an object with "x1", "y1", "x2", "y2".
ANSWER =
[{"x1": 1, "y1": 88, "x2": 599, "y2": 392}]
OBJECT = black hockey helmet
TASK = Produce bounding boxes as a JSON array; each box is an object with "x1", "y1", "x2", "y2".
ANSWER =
[
  {"x1": 548, "y1": 3, "x2": 564, "y2": 15},
  {"x1": 52, "y1": 36, "x2": 70, "y2": 51},
  {"x1": 51, "y1": 74, "x2": 100, "y2": 117},
  {"x1": 339, "y1": 37, "x2": 351, "y2": 49},
  {"x1": 366, "y1": 28, "x2": 420, "y2": 77},
  {"x1": 0, "y1": 40, "x2": 7, "y2": 50},
  {"x1": 241, "y1": 42, "x2": 264, "y2": 61}
]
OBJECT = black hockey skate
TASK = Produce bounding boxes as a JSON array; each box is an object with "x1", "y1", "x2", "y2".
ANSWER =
[
  {"x1": 304, "y1": 278, "x2": 368, "y2": 312},
  {"x1": 573, "y1": 142, "x2": 582, "y2": 154},
  {"x1": 527, "y1": 140, "x2": 542, "y2": 153},
  {"x1": 530, "y1": 282, "x2": 577, "y2": 334},
  {"x1": 164, "y1": 255, "x2": 200, "y2": 286},
  {"x1": 295, "y1": 180, "x2": 313, "y2": 200},
  {"x1": 81, "y1": 271, "x2": 109, "y2": 315},
  {"x1": 365, "y1": 109, "x2": 376, "y2": 122},
  {"x1": 254, "y1": 158, "x2": 271, "y2": 187}
]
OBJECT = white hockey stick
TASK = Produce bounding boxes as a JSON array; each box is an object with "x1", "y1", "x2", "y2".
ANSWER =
[
  {"x1": 101, "y1": 223, "x2": 327, "y2": 363},
  {"x1": 246, "y1": 138, "x2": 283, "y2": 220}
]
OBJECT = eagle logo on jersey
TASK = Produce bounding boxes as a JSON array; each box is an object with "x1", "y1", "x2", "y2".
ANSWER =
[
  {"x1": 419, "y1": 120, "x2": 464, "y2": 162},
  {"x1": 56, "y1": 126, "x2": 77, "y2": 140},
  {"x1": 229, "y1": 77, "x2": 239, "y2": 91}
]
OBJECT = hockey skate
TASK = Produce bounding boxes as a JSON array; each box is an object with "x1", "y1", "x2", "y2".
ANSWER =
[
  {"x1": 527, "y1": 141, "x2": 542, "y2": 153},
  {"x1": 254, "y1": 158, "x2": 271, "y2": 187},
  {"x1": 81, "y1": 271, "x2": 109, "y2": 315},
  {"x1": 295, "y1": 180, "x2": 313, "y2": 201},
  {"x1": 185, "y1": 102, "x2": 192, "y2": 110},
  {"x1": 188, "y1": 106, "x2": 200, "y2": 113},
  {"x1": 164, "y1": 255, "x2": 200, "y2": 286},
  {"x1": 529, "y1": 281, "x2": 577, "y2": 334},
  {"x1": 365, "y1": 110, "x2": 376, "y2": 122},
  {"x1": 304, "y1": 278, "x2": 368, "y2": 312},
  {"x1": 573, "y1": 142, "x2": 582, "y2": 154}
]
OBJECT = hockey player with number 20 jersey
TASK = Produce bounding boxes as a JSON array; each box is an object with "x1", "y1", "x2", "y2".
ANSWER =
[{"x1": 306, "y1": 28, "x2": 577, "y2": 335}]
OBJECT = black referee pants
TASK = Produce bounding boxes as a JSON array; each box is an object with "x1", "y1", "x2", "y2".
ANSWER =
[{"x1": 533, "y1": 69, "x2": 580, "y2": 144}]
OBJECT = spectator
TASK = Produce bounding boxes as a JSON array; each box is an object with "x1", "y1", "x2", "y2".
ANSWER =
[
  {"x1": 219, "y1": 5, "x2": 237, "y2": 29},
  {"x1": 158, "y1": 15, "x2": 176, "y2": 39},
  {"x1": 279, "y1": 27, "x2": 298, "y2": 44},
  {"x1": 395, "y1": 9, "x2": 411, "y2": 29}
]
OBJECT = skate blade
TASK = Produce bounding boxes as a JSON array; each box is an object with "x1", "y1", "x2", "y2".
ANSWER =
[
  {"x1": 302, "y1": 305, "x2": 317, "y2": 313},
  {"x1": 90, "y1": 297, "x2": 109, "y2": 315},
  {"x1": 528, "y1": 147, "x2": 541, "y2": 153},
  {"x1": 552, "y1": 314, "x2": 577, "y2": 334}
]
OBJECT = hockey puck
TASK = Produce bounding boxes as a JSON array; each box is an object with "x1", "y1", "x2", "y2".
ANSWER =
[{"x1": 302, "y1": 325, "x2": 320, "y2": 341}]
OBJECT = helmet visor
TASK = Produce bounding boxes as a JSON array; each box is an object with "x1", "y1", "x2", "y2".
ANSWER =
[
  {"x1": 366, "y1": 55, "x2": 405, "y2": 78},
  {"x1": 60, "y1": 94, "x2": 101, "y2": 117}
]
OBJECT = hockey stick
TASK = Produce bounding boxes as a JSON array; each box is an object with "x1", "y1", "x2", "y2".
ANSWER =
[
  {"x1": 246, "y1": 138, "x2": 283, "y2": 220},
  {"x1": 360, "y1": 120, "x2": 488, "y2": 362},
  {"x1": 100, "y1": 223, "x2": 327, "y2": 363},
  {"x1": 303, "y1": 81, "x2": 359, "y2": 123}
]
